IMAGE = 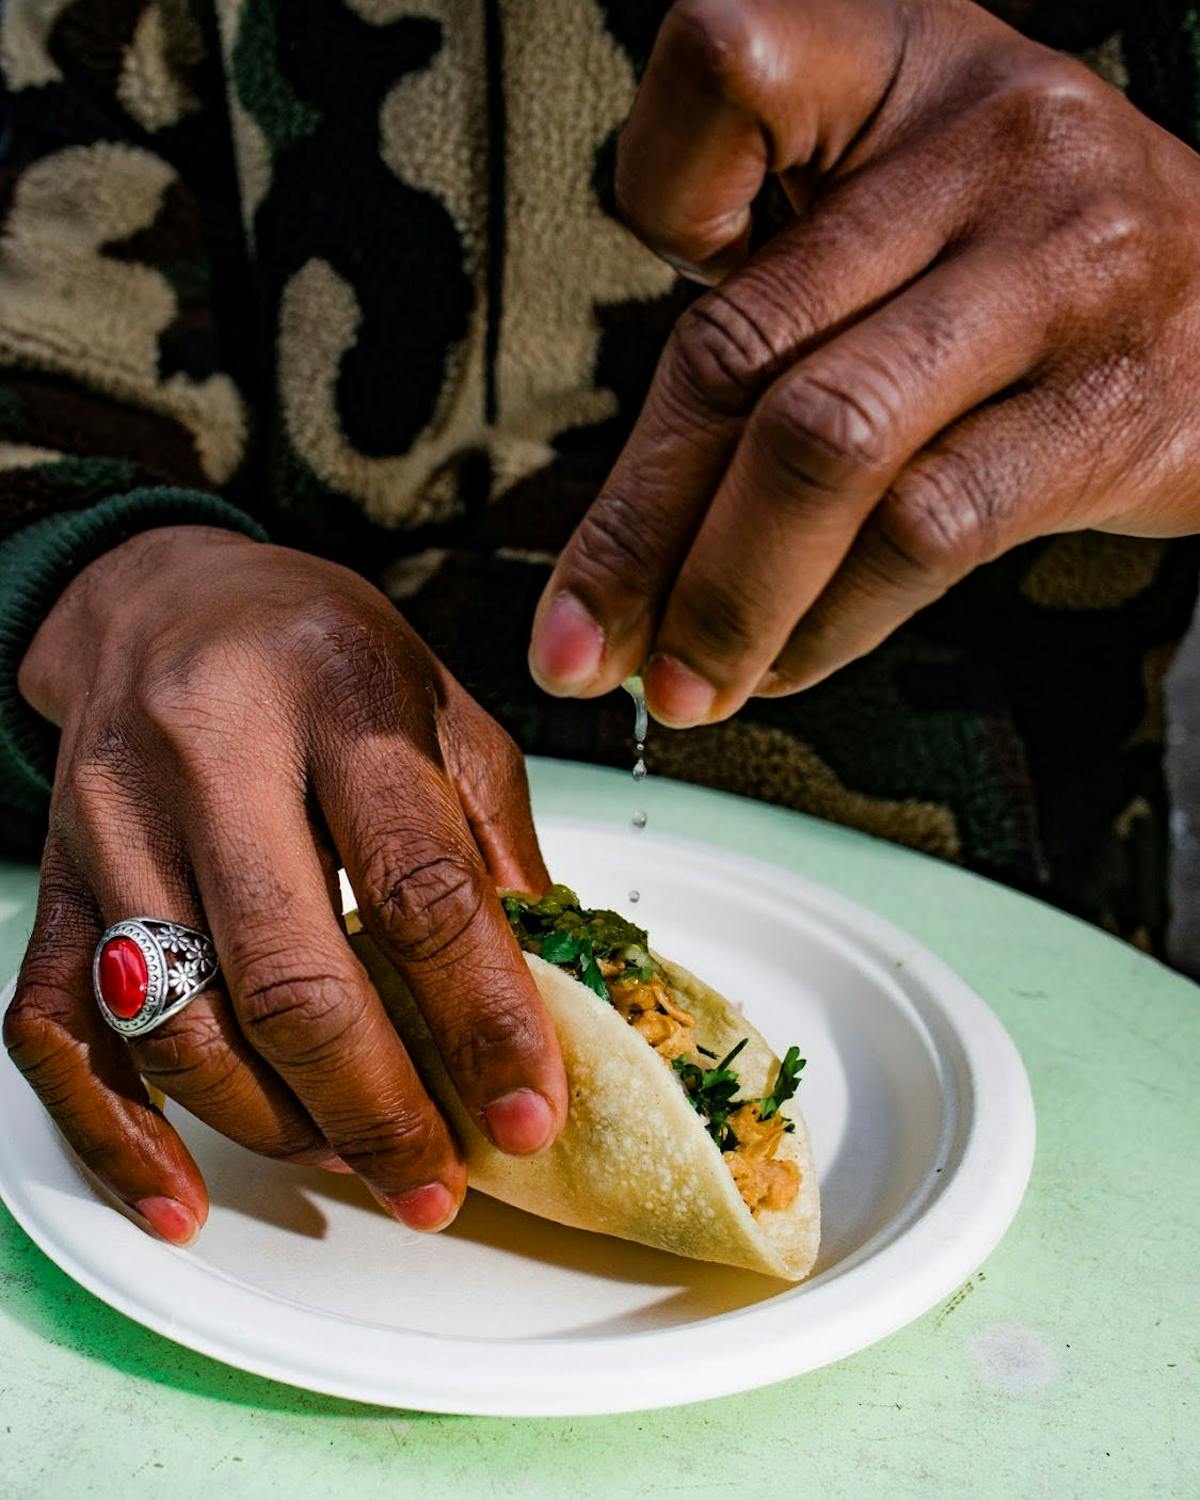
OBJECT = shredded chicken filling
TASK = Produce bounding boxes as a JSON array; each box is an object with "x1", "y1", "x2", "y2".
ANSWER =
[{"x1": 598, "y1": 955, "x2": 801, "y2": 1215}]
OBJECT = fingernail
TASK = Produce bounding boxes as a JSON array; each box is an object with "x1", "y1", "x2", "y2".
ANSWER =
[
  {"x1": 317, "y1": 1156, "x2": 355, "y2": 1174},
  {"x1": 645, "y1": 653, "x2": 716, "y2": 726},
  {"x1": 529, "y1": 592, "x2": 604, "y2": 692},
  {"x1": 754, "y1": 669, "x2": 784, "y2": 696},
  {"x1": 484, "y1": 1088, "x2": 556, "y2": 1155},
  {"x1": 135, "y1": 1196, "x2": 199, "y2": 1245},
  {"x1": 386, "y1": 1181, "x2": 459, "y2": 1232}
]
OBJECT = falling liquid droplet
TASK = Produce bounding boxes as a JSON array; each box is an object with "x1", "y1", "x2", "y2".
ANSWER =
[
  {"x1": 625, "y1": 676, "x2": 649, "y2": 745},
  {"x1": 624, "y1": 677, "x2": 650, "y2": 900}
]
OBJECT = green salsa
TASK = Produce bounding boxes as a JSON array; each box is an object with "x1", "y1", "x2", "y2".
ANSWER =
[
  {"x1": 501, "y1": 884, "x2": 807, "y2": 1152},
  {"x1": 501, "y1": 884, "x2": 654, "y2": 1000},
  {"x1": 502, "y1": 884, "x2": 647, "y2": 958}
]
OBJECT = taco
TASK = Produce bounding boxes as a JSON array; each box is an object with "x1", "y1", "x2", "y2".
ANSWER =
[{"x1": 351, "y1": 884, "x2": 820, "y2": 1280}]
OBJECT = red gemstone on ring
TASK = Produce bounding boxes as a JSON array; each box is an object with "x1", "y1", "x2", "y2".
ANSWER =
[{"x1": 98, "y1": 937, "x2": 149, "y2": 1019}]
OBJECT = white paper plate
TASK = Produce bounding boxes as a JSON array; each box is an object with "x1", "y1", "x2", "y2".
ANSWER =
[{"x1": 0, "y1": 817, "x2": 1034, "y2": 1416}]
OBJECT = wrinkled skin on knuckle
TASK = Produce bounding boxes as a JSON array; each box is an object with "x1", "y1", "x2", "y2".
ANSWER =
[
  {"x1": 332, "y1": 1099, "x2": 442, "y2": 1178},
  {"x1": 568, "y1": 490, "x2": 668, "y2": 601},
  {"x1": 290, "y1": 594, "x2": 432, "y2": 725},
  {"x1": 17, "y1": 875, "x2": 95, "y2": 974},
  {"x1": 136, "y1": 635, "x2": 264, "y2": 743},
  {"x1": 1048, "y1": 191, "x2": 1187, "y2": 350},
  {"x1": 129, "y1": 1006, "x2": 238, "y2": 1093},
  {"x1": 3, "y1": 990, "x2": 86, "y2": 1112},
  {"x1": 234, "y1": 963, "x2": 363, "y2": 1066},
  {"x1": 439, "y1": 994, "x2": 545, "y2": 1095},
  {"x1": 879, "y1": 457, "x2": 992, "y2": 582},
  {"x1": 56, "y1": 724, "x2": 144, "y2": 834},
  {"x1": 753, "y1": 374, "x2": 893, "y2": 497},
  {"x1": 669, "y1": 581, "x2": 760, "y2": 665},
  {"x1": 365, "y1": 847, "x2": 487, "y2": 966},
  {"x1": 667, "y1": 293, "x2": 785, "y2": 417},
  {"x1": 477, "y1": 720, "x2": 525, "y2": 791},
  {"x1": 966, "y1": 52, "x2": 1112, "y2": 165}
]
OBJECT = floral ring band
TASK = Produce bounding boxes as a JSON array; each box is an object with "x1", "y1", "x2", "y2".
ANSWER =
[{"x1": 93, "y1": 918, "x2": 220, "y2": 1038}]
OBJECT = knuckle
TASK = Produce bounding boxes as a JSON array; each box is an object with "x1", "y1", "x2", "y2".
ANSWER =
[
  {"x1": 135, "y1": 671, "x2": 247, "y2": 788},
  {"x1": 4, "y1": 987, "x2": 81, "y2": 1099},
  {"x1": 753, "y1": 374, "x2": 892, "y2": 495},
  {"x1": 338, "y1": 1103, "x2": 441, "y2": 1176},
  {"x1": 233, "y1": 959, "x2": 363, "y2": 1064},
  {"x1": 487, "y1": 722, "x2": 525, "y2": 780},
  {"x1": 321, "y1": 1098, "x2": 444, "y2": 1176},
  {"x1": 467, "y1": 722, "x2": 525, "y2": 806},
  {"x1": 137, "y1": 655, "x2": 235, "y2": 740},
  {"x1": 3, "y1": 986, "x2": 48, "y2": 1058},
  {"x1": 1058, "y1": 192, "x2": 1160, "y2": 288},
  {"x1": 441, "y1": 998, "x2": 544, "y2": 1086},
  {"x1": 991, "y1": 61, "x2": 1105, "y2": 146},
  {"x1": 29, "y1": 872, "x2": 95, "y2": 940},
  {"x1": 566, "y1": 491, "x2": 666, "y2": 598},
  {"x1": 301, "y1": 604, "x2": 431, "y2": 737},
  {"x1": 365, "y1": 849, "x2": 486, "y2": 966},
  {"x1": 662, "y1": 0, "x2": 765, "y2": 105},
  {"x1": 60, "y1": 729, "x2": 139, "y2": 823},
  {"x1": 129, "y1": 1006, "x2": 233, "y2": 1090},
  {"x1": 668, "y1": 293, "x2": 784, "y2": 415},
  {"x1": 879, "y1": 457, "x2": 991, "y2": 579},
  {"x1": 668, "y1": 583, "x2": 759, "y2": 662}
]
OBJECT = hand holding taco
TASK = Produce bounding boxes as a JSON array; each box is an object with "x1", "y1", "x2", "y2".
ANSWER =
[{"x1": 354, "y1": 885, "x2": 820, "y2": 1281}]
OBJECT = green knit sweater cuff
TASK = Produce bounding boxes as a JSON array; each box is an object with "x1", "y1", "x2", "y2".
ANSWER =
[{"x1": 0, "y1": 489, "x2": 267, "y2": 806}]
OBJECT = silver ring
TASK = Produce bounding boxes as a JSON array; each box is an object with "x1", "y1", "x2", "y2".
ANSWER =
[{"x1": 93, "y1": 918, "x2": 220, "y2": 1038}]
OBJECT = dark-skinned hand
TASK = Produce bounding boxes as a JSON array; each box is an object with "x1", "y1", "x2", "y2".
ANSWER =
[
  {"x1": 6, "y1": 527, "x2": 567, "y2": 1243},
  {"x1": 530, "y1": 0, "x2": 1200, "y2": 724}
]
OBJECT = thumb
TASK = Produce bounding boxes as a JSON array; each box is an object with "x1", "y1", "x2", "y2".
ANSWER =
[{"x1": 615, "y1": 0, "x2": 910, "y2": 281}]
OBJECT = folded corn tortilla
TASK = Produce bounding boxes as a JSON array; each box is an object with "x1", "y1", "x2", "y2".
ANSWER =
[{"x1": 352, "y1": 906, "x2": 820, "y2": 1282}]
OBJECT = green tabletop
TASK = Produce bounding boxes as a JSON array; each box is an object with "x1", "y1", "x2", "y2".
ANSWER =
[{"x1": 0, "y1": 758, "x2": 1195, "y2": 1498}]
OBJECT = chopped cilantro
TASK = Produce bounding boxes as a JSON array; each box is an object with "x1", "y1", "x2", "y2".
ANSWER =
[
  {"x1": 673, "y1": 1039, "x2": 749, "y2": 1150},
  {"x1": 577, "y1": 945, "x2": 609, "y2": 1001},
  {"x1": 538, "y1": 929, "x2": 585, "y2": 965},
  {"x1": 504, "y1": 887, "x2": 810, "y2": 1143},
  {"x1": 674, "y1": 1038, "x2": 806, "y2": 1149},
  {"x1": 758, "y1": 1046, "x2": 806, "y2": 1122},
  {"x1": 508, "y1": 897, "x2": 614, "y2": 1003}
]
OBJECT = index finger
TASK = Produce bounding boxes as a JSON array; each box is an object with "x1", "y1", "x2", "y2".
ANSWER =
[
  {"x1": 315, "y1": 736, "x2": 568, "y2": 1161},
  {"x1": 529, "y1": 150, "x2": 970, "y2": 701}
]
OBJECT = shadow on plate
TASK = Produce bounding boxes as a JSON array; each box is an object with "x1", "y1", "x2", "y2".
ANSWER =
[
  {"x1": 442, "y1": 1191, "x2": 787, "y2": 1332},
  {"x1": 177, "y1": 1110, "x2": 793, "y2": 1329},
  {"x1": 0, "y1": 1205, "x2": 435, "y2": 1420}
]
